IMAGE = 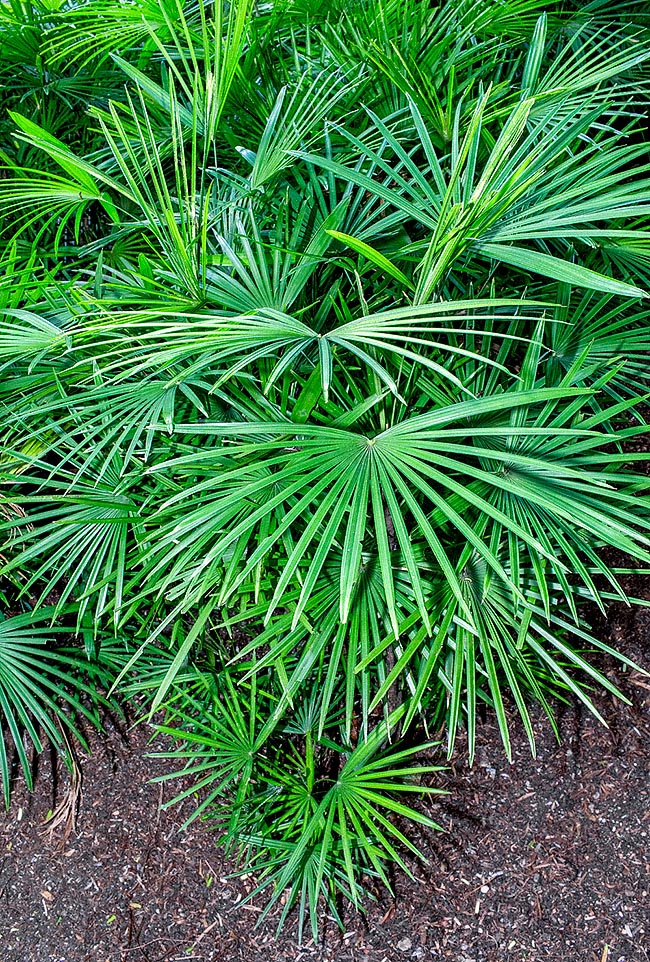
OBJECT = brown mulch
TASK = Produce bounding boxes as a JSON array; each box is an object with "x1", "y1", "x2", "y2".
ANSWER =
[{"x1": 0, "y1": 603, "x2": 648, "y2": 962}]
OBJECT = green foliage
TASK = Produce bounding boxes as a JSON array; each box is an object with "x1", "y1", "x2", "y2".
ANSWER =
[
  {"x1": 1, "y1": 0, "x2": 650, "y2": 938},
  {"x1": 0, "y1": 606, "x2": 110, "y2": 806},
  {"x1": 126, "y1": 656, "x2": 444, "y2": 941}
]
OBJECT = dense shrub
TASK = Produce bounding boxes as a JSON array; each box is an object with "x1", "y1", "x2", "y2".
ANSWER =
[{"x1": 1, "y1": 0, "x2": 649, "y2": 937}]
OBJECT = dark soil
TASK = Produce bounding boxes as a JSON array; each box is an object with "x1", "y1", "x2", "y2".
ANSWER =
[{"x1": 0, "y1": 601, "x2": 648, "y2": 962}]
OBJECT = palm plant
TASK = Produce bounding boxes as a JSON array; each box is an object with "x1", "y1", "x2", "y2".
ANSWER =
[
  {"x1": 1, "y1": 0, "x2": 650, "y2": 938},
  {"x1": 132, "y1": 657, "x2": 444, "y2": 940}
]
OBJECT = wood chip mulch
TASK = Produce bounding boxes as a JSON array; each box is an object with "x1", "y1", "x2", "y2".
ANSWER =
[{"x1": 0, "y1": 603, "x2": 648, "y2": 962}]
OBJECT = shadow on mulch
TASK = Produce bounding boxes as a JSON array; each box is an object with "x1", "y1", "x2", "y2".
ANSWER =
[{"x1": 0, "y1": 600, "x2": 648, "y2": 962}]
